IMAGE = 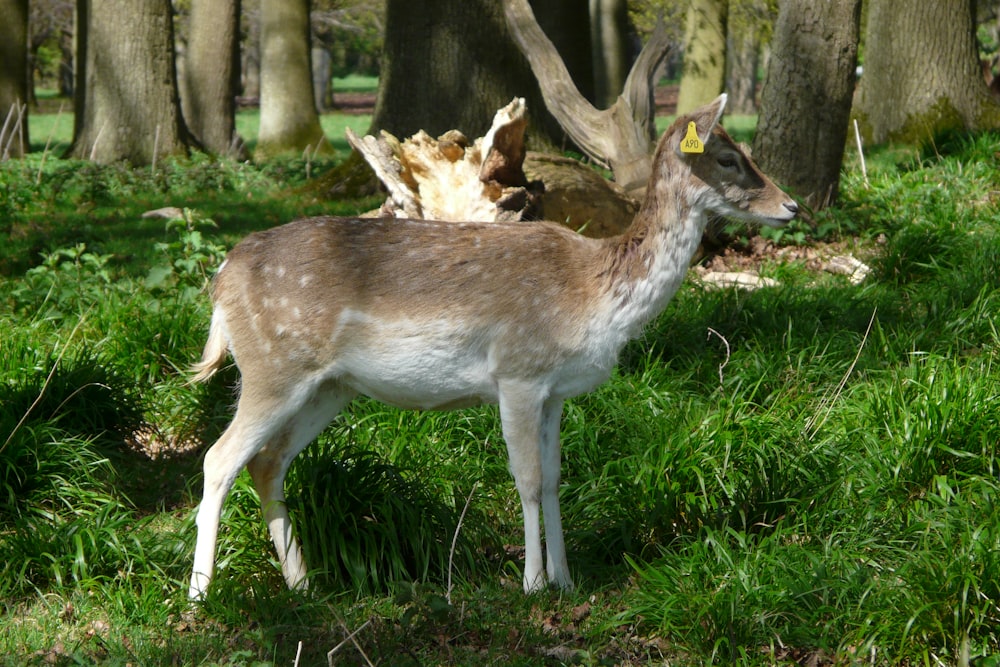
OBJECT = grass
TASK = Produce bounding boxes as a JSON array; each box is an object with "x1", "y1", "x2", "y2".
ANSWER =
[{"x1": 2, "y1": 102, "x2": 1000, "y2": 664}]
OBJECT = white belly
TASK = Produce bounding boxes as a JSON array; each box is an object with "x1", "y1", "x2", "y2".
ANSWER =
[{"x1": 325, "y1": 312, "x2": 617, "y2": 410}]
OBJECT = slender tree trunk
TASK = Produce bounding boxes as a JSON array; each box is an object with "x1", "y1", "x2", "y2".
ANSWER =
[
  {"x1": 72, "y1": 0, "x2": 87, "y2": 145},
  {"x1": 69, "y1": 0, "x2": 190, "y2": 164},
  {"x1": 589, "y1": 0, "x2": 630, "y2": 109},
  {"x1": 725, "y1": 30, "x2": 758, "y2": 115},
  {"x1": 256, "y1": 0, "x2": 332, "y2": 160},
  {"x1": 242, "y1": 6, "x2": 261, "y2": 101},
  {"x1": 183, "y1": 0, "x2": 243, "y2": 157},
  {"x1": 855, "y1": 0, "x2": 1000, "y2": 144},
  {"x1": 0, "y1": 0, "x2": 30, "y2": 158},
  {"x1": 312, "y1": 46, "x2": 332, "y2": 112},
  {"x1": 59, "y1": 27, "x2": 74, "y2": 98},
  {"x1": 753, "y1": 0, "x2": 861, "y2": 208},
  {"x1": 676, "y1": 0, "x2": 727, "y2": 115}
]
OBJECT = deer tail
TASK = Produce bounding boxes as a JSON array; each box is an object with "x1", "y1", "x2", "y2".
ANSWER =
[{"x1": 189, "y1": 310, "x2": 230, "y2": 384}]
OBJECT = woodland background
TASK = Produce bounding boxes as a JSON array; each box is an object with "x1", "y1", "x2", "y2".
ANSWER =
[{"x1": 3, "y1": 1, "x2": 1000, "y2": 665}]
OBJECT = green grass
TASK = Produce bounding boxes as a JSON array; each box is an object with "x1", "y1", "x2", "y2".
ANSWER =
[
  {"x1": 3, "y1": 105, "x2": 1000, "y2": 664},
  {"x1": 28, "y1": 75, "x2": 377, "y2": 156},
  {"x1": 331, "y1": 73, "x2": 379, "y2": 93},
  {"x1": 29, "y1": 109, "x2": 371, "y2": 157}
]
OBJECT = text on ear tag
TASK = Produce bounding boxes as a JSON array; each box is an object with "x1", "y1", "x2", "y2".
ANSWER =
[{"x1": 681, "y1": 121, "x2": 704, "y2": 154}]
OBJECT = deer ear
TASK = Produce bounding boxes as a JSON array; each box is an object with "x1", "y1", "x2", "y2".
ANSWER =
[{"x1": 677, "y1": 93, "x2": 728, "y2": 156}]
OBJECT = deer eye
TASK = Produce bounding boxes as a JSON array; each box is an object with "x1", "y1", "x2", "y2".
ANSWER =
[{"x1": 717, "y1": 154, "x2": 739, "y2": 170}]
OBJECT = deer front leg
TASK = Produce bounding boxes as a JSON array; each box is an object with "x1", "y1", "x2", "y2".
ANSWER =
[
  {"x1": 498, "y1": 379, "x2": 546, "y2": 592},
  {"x1": 540, "y1": 398, "x2": 572, "y2": 590}
]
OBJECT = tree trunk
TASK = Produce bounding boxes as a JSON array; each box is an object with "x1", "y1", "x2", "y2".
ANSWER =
[
  {"x1": 753, "y1": 0, "x2": 861, "y2": 209},
  {"x1": 725, "y1": 0, "x2": 776, "y2": 115},
  {"x1": 242, "y1": 7, "x2": 261, "y2": 101},
  {"x1": 59, "y1": 25, "x2": 74, "y2": 98},
  {"x1": 183, "y1": 0, "x2": 243, "y2": 157},
  {"x1": 256, "y1": 0, "x2": 332, "y2": 160},
  {"x1": 370, "y1": 0, "x2": 576, "y2": 147},
  {"x1": 68, "y1": 0, "x2": 190, "y2": 164},
  {"x1": 532, "y1": 0, "x2": 595, "y2": 105},
  {"x1": 0, "y1": 0, "x2": 30, "y2": 158},
  {"x1": 312, "y1": 46, "x2": 332, "y2": 112},
  {"x1": 589, "y1": 0, "x2": 630, "y2": 109},
  {"x1": 72, "y1": 0, "x2": 87, "y2": 144},
  {"x1": 855, "y1": 0, "x2": 1000, "y2": 144},
  {"x1": 676, "y1": 0, "x2": 727, "y2": 115},
  {"x1": 725, "y1": 30, "x2": 757, "y2": 114}
]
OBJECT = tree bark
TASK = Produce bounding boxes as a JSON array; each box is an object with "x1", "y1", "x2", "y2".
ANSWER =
[
  {"x1": 370, "y1": 0, "x2": 581, "y2": 147},
  {"x1": 242, "y1": 7, "x2": 261, "y2": 101},
  {"x1": 312, "y1": 46, "x2": 332, "y2": 112},
  {"x1": 725, "y1": 30, "x2": 757, "y2": 115},
  {"x1": 68, "y1": 0, "x2": 190, "y2": 164},
  {"x1": 724, "y1": 0, "x2": 775, "y2": 115},
  {"x1": 589, "y1": 0, "x2": 630, "y2": 109},
  {"x1": 676, "y1": 0, "x2": 727, "y2": 115},
  {"x1": 0, "y1": 0, "x2": 30, "y2": 158},
  {"x1": 256, "y1": 0, "x2": 332, "y2": 160},
  {"x1": 183, "y1": 0, "x2": 243, "y2": 157},
  {"x1": 753, "y1": 0, "x2": 861, "y2": 208},
  {"x1": 532, "y1": 0, "x2": 595, "y2": 105},
  {"x1": 855, "y1": 0, "x2": 1000, "y2": 144}
]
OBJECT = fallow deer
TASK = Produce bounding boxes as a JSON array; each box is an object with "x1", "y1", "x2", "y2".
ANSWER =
[{"x1": 187, "y1": 94, "x2": 798, "y2": 599}]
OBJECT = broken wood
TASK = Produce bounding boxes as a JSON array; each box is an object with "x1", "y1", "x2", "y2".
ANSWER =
[
  {"x1": 523, "y1": 153, "x2": 636, "y2": 237},
  {"x1": 346, "y1": 98, "x2": 541, "y2": 223}
]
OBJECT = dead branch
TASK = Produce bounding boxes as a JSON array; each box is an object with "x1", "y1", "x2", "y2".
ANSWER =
[{"x1": 504, "y1": 0, "x2": 670, "y2": 194}]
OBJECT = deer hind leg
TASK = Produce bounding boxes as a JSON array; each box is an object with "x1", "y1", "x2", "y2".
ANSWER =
[
  {"x1": 540, "y1": 398, "x2": 572, "y2": 590},
  {"x1": 190, "y1": 407, "x2": 276, "y2": 600},
  {"x1": 245, "y1": 385, "x2": 355, "y2": 591},
  {"x1": 188, "y1": 381, "x2": 354, "y2": 600},
  {"x1": 498, "y1": 379, "x2": 548, "y2": 593}
]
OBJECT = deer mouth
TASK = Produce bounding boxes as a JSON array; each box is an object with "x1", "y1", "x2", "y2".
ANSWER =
[{"x1": 760, "y1": 200, "x2": 800, "y2": 227}]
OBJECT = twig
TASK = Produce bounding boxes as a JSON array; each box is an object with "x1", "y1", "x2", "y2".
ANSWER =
[
  {"x1": 327, "y1": 619, "x2": 374, "y2": 667},
  {"x1": 293, "y1": 640, "x2": 303, "y2": 667},
  {"x1": 14, "y1": 101, "x2": 25, "y2": 157},
  {"x1": 152, "y1": 124, "x2": 161, "y2": 172},
  {"x1": 303, "y1": 141, "x2": 319, "y2": 179},
  {"x1": 0, "y1": 104, "x2": 14, "y2": 156},
  {"x1": 706, "y1": 327, "x2": 731, "y2": 387},
  {"x1": 90, "y1": 120, "x2": 108, "y2": 161},
  {"x1": 447, "y1": 482, "x2": 478, "y2": 605},
  {"x1": 806, "y1": 307, "x2": 877, "y2": 439},
  {"x1": 1, "y1": 101, "x2": 26, "y2": 160},
  {"x1": 853, "y1": 119, "x2": 869, "y2": 188}
]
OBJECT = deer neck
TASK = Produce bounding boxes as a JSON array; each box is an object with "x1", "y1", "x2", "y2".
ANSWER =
[{"x1": 598, "y1": 162, "x2": 707, "y2": 338}]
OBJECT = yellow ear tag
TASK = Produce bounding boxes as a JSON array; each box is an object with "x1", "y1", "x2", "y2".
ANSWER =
[{"x1": 680, "y1": 121, "x2": 704, "y2": 154}]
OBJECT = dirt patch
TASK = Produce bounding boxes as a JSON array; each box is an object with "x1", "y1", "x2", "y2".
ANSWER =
[
  {"x1": 694, "y1": 234, "x2": 881, "y2": 289},
  {"x1": 330, "y1": 91, "x2": 378, "y2": 115}
]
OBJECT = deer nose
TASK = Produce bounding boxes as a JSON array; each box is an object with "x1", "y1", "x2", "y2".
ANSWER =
[{"x1": 783, "y1": 200, "x2": 799, "y2": 216}]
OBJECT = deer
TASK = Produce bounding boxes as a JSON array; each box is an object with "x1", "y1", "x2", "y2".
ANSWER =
[{"x1": 187, "y1": 94, "x2": 799, "y2": 600}]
